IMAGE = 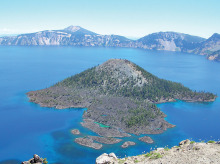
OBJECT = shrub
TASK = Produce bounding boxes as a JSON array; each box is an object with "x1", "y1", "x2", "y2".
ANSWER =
[
  {"x1": 43, "y1": 158, "x2": 48, "y2": 164},
  {"x1": 150, "y1": 153, "x2": 162, "y2": 159},
  {"x1": 145, "y1": 152, "x2": 152, "y2": 157},
  {"x1": 207, "y1": 140, "x2": 215, "y2": 143},
  {"x1": 164, "y1": 148, "x2": 169, "y2": 151}
]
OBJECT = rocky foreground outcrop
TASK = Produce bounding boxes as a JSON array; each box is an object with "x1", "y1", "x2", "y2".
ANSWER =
[
  {"x1": 22, "y1": 154, "x2": 47, "y2": 164},
  {"x1": 96, "y1": 153, "x2": 118, "y2": 164},
  {"x1": 96, "y1": 140, "x2": 220, "y2": 164}
]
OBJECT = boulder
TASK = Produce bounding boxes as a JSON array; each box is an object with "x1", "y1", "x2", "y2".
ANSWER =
[
  {"x1": 179, "y1": 139, "x2": 190, "y2": 147},
  {"x1": 96, "y1": 153, "x2": 118, "y2": 164},
  {"x1": 156, "y1": 148, "x2": 164, "y2": 151},
  {"x1": 33, "y1": 154, "x2": 43, "y2": 163},
  {"x1": 21, "y1": 154, "x2": 43, "y2": 164}
]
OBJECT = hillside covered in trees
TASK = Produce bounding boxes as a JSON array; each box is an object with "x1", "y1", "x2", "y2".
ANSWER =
[{"x1": 27, "y1": 59, "x2": 216, "y2": 135}]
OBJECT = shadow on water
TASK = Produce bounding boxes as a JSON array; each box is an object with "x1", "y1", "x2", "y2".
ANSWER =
[{"x1": 0, "y1": 160, "x2": 22, "y2": 164}]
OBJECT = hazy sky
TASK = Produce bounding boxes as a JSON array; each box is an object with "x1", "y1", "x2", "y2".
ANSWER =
[{"x1": 0, "y1": 0, "x2": 219, "y2": 38}]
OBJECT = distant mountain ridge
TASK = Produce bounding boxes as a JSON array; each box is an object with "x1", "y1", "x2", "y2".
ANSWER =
[
  {"x1": 136, "y1": 31, "x2": 205, "y2": 52},
  {"x1": 0, "y1": 26, "x2": 133, "y2": 47},
  {"x1": 0, "y1": 26, "x2": 219, "y2": 61}
]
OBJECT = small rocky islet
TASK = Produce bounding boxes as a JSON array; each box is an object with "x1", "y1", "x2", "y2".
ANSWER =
[
  {"x1": 27, "y1": 59, "x2": 216, "y2": 149},
  {"x1": 138, "y1": 136, "x2": 154, "y2": 144},
  {"x1": 74, "y1": 135, "x2": 123, "y2": 149},
  {"x1": 71, "y1": 129, "x2": 80, "y2": 135},
  {"x1": 121, "y1": 141, "x2": 136, "y2": 148}
]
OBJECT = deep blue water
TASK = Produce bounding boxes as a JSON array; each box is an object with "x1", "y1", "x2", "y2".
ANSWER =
[{"x1": 0, "y1": 46, "x2": 220, "y2": 163}]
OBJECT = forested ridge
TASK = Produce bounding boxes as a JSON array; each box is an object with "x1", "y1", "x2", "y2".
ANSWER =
[{"x1": 28, "y1": 59, "x2": 216, "y2": 134}]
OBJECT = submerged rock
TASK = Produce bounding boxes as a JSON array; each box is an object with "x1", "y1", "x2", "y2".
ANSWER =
[{"x1": 96, "y1": 153, "x2": 118, "y2": 164}]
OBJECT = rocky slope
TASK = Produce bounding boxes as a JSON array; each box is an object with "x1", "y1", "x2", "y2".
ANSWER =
[
  {"x1": 1, "y1": 26, "x2": 220, "y2": 61},
  {"x1": 136, "y1": 31, "x2": 205, "y2": 52},
  {"x1": 207, "y1": 50, "x2": 220, "y2": 61},
  {"x1": 96, "y1": 140, "x2": 220, "y2": 164},
  {"x1": 27, "y1": 59, "x2": 216, "y2": 136},
  {"x1": 193, "y1": 33, "x2": 220, "y2": 56}
]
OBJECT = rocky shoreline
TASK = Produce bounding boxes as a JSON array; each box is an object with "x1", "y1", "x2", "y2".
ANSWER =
[{"x1": 96, "y1": 140, "x2": 220, "y2": 164}]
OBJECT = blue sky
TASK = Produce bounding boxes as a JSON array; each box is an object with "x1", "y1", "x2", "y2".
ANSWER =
[{"x1": 0, "y1": 0, "x2": 219, "y2": 38}]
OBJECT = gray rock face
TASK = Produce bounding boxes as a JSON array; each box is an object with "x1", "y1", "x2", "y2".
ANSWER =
[
  {"x1": 21, "y1": 154, "x2": 43, "y2": 164},
  {"x1": 96, "y1": 153, "x2": 118, "y2": 164},
  {"x1": 136, "y1": 32, "x2": 205, "y2": 52},
  {"x1": 194, "y1": 33, "x2": 220, "y2": 56},
  {"x1": 207, "y1": 50, "x2": 220, "y2": 61}
]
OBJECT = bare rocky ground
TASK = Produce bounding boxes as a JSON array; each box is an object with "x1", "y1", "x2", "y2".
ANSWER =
[
  {"x1": 88, "y1": 136, "x2": 122, "y2": 144},
  {"x1": 96, "y1": 140, "x2": 220, "y2": 164},
  {"x1": 75, "y1": 137, "x2": 103, "y2": 149}
]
